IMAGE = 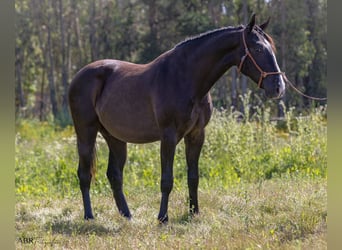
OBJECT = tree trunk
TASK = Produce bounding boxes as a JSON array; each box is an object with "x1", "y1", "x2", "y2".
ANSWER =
[
  {"x1": 58, "y1": 0, "x2": 70, "y2": 120},
  {"x1": 89, "y1": 0, "x2": 97, "y2": 61},
  {"x1": 148, "y1": 0, "x2": 158, "y2": 58},
  {"x1": 39, "y1": 68, "x2": 46, "y2": 121},
  {"x1": 72, "y1": 0, "x2": 84, "y2": 65},
  {"x1": 241, "y1": 0, "x2": 248, "y2": 98},
  {"x1": 231, "y1": 68, "x2": 238, "y2": 111},
  {"x1": 15, "y1": 47, "x2": 25, "y2": 111},
  {"x1": 277, "y1": 0, "x2": 286, "y2": 118},
  {"x1": 47, "y1": 25, "x2": 59, "y2": 120}
]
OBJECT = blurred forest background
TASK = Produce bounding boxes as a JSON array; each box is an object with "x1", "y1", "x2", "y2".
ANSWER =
[{"x1": 15, "y1": 0, "x2": 327, "y2": 126}]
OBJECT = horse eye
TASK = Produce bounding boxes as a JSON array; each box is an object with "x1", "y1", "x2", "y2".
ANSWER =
[{"x1": 255, "y1": 47, "x2": 263, "y2": 53}]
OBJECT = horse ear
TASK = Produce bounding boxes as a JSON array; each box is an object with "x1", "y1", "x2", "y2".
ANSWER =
[
  {"x1": 246, "y1": 13, "x2": 256, "y2": 33},
  {"x1": 260, "y1": 17, "x2": 271, "y2": 31}
]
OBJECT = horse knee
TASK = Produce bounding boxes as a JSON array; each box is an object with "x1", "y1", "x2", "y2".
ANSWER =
[
  {"x1": 77, "y1": 142, "x2": 96, "y2": 172},
  {"x1": 106, "y1": 170, "x2": 122, "y2": 191},
  {"x1": 188, "y1": 177, "x2": 199, "y2": 189},
  {"x1": 161, "y1": 178, "x2": 173, "y2": 194},
  {"x1": 78, "y1": 147, "x2": 95, "y2": 165},
  {"x1": 77, "y1": 167, "x2": 92, "y2": 189}
]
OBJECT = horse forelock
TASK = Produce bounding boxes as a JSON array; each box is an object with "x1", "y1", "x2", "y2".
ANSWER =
[
  {"x1": 264, "y1": 32, "x2": 276, "y2": 53},
  {"x1": 254, "y1": 26, "x2": 277, "y2": 53}
]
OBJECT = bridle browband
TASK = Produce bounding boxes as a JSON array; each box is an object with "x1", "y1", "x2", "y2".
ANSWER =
[{"x1": 237, "y1": 29, "x2": 285, "y2": 89}]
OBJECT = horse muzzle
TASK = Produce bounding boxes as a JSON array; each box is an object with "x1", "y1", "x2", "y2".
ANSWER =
[{"x1": 264, "y1": 74, "x2": 286, "y2": 99}]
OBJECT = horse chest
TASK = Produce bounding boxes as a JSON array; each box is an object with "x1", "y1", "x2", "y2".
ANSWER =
[
  {"x1": 175, "y1": 95, "x2": 213, "y2": 138},
  {"x1": 173, "y1": 101, "x2": 203, "y2": 138}
]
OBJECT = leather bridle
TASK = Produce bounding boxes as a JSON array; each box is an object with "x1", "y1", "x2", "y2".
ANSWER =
[{"x1": 237, "y1": 30, "x2": 285, "y2": 89}]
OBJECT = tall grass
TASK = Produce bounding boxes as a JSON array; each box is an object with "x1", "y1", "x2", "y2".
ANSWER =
[
  {"x1": 15, "y1": 100, "x2": 327, "y2": 249},
  {"x1": 15, "y1": 101, "x2": 327, "y2": 199}
]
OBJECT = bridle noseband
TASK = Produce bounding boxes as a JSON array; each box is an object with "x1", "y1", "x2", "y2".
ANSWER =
[{"x1": 237, "y1": 30, "x2": 285, "y2": 89}]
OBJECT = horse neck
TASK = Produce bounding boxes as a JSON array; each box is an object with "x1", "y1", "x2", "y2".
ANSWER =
[{"x1": 179, "y1": 28, "x2": 243, "y2": 100}]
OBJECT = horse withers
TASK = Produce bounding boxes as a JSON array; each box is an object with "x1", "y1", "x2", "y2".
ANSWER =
[{"x1": 68, "y1": 14, "x2": 285, "y2": 223}]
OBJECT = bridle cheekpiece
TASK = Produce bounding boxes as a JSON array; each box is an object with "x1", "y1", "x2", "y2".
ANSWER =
[{"x1": 237, "y1": 29, "x2": 285, "y2": 89}]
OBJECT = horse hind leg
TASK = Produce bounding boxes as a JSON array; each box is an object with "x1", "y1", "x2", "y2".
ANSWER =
[
  {"x1": 69, "y1": 73, "x2": 107, "y2": 220},
  {"x1": 100, "y1": 130, "x2": 131, "y2": 218},
  {"x1": 70, "y1": 99, "x2": 99, "y2": 220},
  {"x1": 76, "y1": 125, "x2": 98, "y2": 220}
]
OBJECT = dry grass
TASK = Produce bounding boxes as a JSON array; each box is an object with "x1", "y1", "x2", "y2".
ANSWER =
[
  {"x1": 16, "y1": 176, "x2": 326, "y2": 249},
  {"x1": 15, "y1": 106, "x2": 327, "y2": 249}
]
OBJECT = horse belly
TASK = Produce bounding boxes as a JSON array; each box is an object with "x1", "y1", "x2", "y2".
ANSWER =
[{"x1": 95, "y1": 94, "x2": 160, "y2": 143}]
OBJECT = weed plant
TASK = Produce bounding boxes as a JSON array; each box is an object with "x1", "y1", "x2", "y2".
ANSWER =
[
  {"x1": 15, "y1": 97, "x2": 327, "y2": 199},
  {"x1": 15, "y1": 97, "x2": 327, "y2": 249}
]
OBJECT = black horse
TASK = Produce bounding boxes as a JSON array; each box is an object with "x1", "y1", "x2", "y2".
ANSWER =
[{"x1": 68, "y1": 14, "x2": 285, "y2": 223}]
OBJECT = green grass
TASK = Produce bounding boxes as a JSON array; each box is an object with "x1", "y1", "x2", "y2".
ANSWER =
[
  {"x1": 15, "y1": 178, "x2": 326, "y2": 249},
  {"x1": 15, "y1": 104, "x2": 327, "y2": 249}
]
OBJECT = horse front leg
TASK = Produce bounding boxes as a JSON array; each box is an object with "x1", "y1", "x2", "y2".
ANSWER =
[
  {"x1": 158, "y1": 127, "x2": 177, "y2": 223},
  {"x1": 185, "y1": 128, "x2": 205, "y2": 215}
]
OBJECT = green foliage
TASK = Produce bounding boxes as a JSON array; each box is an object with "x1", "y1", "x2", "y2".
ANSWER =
[
  {"x1": 15, "y1": 120, "x2": 78, "y2": 198},
  {"x1": 15, "y1": 103, "x2": 327, "y2": 199},
  {"x1": 15, "y1": 0, "x2": 327, "y2": 123},
  {"x1": 15, "y1": 100, "x2": 327, "y2": 248}
]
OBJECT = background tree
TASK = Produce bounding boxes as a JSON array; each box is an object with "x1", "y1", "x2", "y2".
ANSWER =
[{"x1": 15, "y1": 0, "x2": 327, "y2": 125}]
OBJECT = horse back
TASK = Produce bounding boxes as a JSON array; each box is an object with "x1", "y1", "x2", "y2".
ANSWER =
[{"x1": 68, "y1": 58, "x2": 213, "y2": 143}]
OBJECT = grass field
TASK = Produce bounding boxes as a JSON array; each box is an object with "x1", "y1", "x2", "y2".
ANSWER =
[{"x1": 15, "y1": 104, "x2": 327, "y2": 249}]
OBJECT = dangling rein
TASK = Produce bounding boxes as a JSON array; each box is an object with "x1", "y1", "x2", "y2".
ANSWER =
[
  {"x1": 238, "y1": 30, "x2": 327, "y2": 101},
  {"x1": 282, "y1": 74, "x2": 327, "y2": 101}
]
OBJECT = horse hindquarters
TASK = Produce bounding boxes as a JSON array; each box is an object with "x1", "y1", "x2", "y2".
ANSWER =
[{"x1": 68, "y1": 67, "x2": 107, "y2": 219}]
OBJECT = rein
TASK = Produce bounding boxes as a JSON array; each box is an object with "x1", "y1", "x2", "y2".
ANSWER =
[
  {"x1": 237, "y1": 30, "x2": 327, "y2": 101},
  {"x1": 282, "y1": 74, "x2": 327, "y2": 101}
]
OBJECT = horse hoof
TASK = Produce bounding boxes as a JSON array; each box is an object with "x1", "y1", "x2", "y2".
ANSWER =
[
  {"x1": 158, "y1": 215, "x2": 168, "y2": 224},
  {"x1": 124, "y1": 214, "x2": 132, "y2": 220},
  {"x1": 84, "y1": 214, "x2": 94, "y2": 220},
  {"x1": 119, "y1": 210, "x2": 132, "y2": 220},
  {"x1": 189, "y1": 208, "x2": 199, "y2": 215}
]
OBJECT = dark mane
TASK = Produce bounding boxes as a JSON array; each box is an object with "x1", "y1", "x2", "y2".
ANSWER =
[
  {"x1": 265, "y1": 32, "x2": 276, "y2": 53},
  {"x1": 175, "y1": 25, "x2": 244, "y2": 48},
  {"x1": 175, "y1": 25, "x2": 276, "y2": 53}
]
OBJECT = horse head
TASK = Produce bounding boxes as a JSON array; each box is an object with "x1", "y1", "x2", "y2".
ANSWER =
[{"x1": 238, "y1": 14, "x2": 285, "y2": 99}]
